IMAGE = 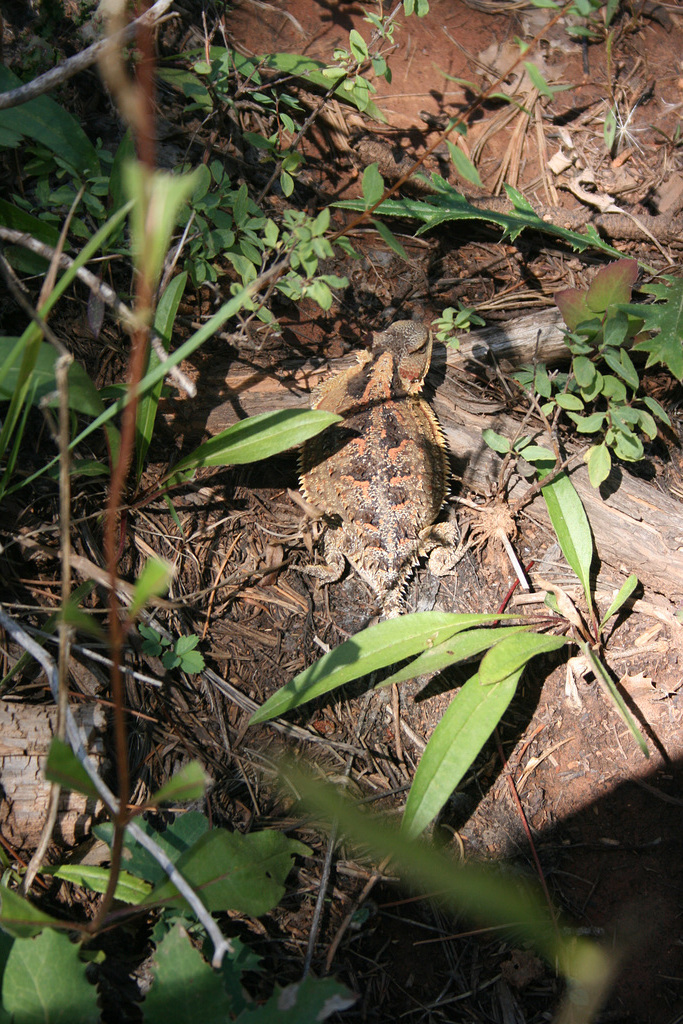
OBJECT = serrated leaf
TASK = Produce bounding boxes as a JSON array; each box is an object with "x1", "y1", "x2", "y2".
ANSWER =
[
  {"x1": 167, "y1": 409, "x2": 341, "y2": 484},
  {"x1": 599, "y1": 574, "x2": 638, "y2": 632},
  {"x1": 44, "y1": 738, "x2": 99, "y2": 801},
  {"x1": 249, "y1": 613, "x2": 515, "y2": 722},
  {"x1": 402, "y1": 668, "x2": 522, "y2": 837},
  {"x1": 3, "y1": 929, "x2": 98, "y2": 1024},
  {"x1": 142, "y1": 923, "x2": 233, "y2": 1024},
  {"x1": 479, "y1": 632, "x2": 566, "y2": 685},
  {"x1": 148, "y1": 761, "x2": 210, "y2": 807},
  {"x1": 628, "y1": 279, "x2": 683, "y2": 380},
  {"x1": 540, "y1": 470, "x2": 594, "y2": 615},
  {"x1": 44, "y1": 865, "x2": 152, "y2": 905},
  {"x1": 146, "y1": 830, "x2": 310, "y2": 916}
]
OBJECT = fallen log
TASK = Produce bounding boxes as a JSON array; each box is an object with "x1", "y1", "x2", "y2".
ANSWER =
[{"x1": 164, "y1": 310, "x2": 683, "y2": 601}]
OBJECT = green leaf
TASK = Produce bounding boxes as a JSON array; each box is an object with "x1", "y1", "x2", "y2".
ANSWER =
[
  {"x1": 95, "y1": 812, "x2": 211, "y2": 885},
  {"x1": 377, "y1": 625, "x2": 531, "y2": 688},
  {"x1": 580, "y1": 642, "x2": 648, "y2": 757},
  {"x1": 136, "y1": 272, "x2": 188, "y2": 480},
  {"x1": 0, "y1": 67, "x2": 99, "y2": 176},
  {"x1": 541, "y1": 470, "x2": 594, "y2": 616},
  {"x1": 44, "y1": 739, "x2": 99, "y2": 801},
  {"x1": 148, "y1": 761, "x2": 210, "y2": 807},
  {"x1": 235, "y1": 976, "x2": 356, "y2": 1023},
  {"x1": 482, "y1": 428, "x2": 511, "y2": 454},
  {"x1": 446, "y1": 141, "x2": 483, "y2": 187},
  {"x1": 142, "y1": 923, "x2": 233, "y2": 1024},
  {"x1": 372, "y1": 218, "x2": 408, "y2": 259},
  {"x1": 129, "y1": 558, "x2": 173, "y2": 617},
  {"x1": 402, "y1": 668, "x2": 522, "y2": 837},
  {"x1": 0, "y1": 199, "x2": 60, "y2": 274},
  {"x1": 568, "y1": 411, "x2": 605, "y2": 433},
  {"x1": 280, "y1": 170, "x2": 294, "y2": 197},
  {"x1": 168, "y1": 409, "x2": 341, "y2": 484},
  {"x1": 125, "y1": 162, "x2": 201, "y2": 293},
  {"x1": 348, "y1": 29, "x2": 369, "y2": 62},
  {"x1": 334, "y1": 179, "x2": 624, "y2": 258},
  {"x1": 249, "y1": 613, "x2": 515, "y2": 723},
  {"x1": 479, "y1": 632, "x2": 566, "y2": 685},
  {"x1": 642, "y1": 395, "x2": 671, "y2": 426},
  {"x1": 603, "y1": 107, "x2": 616, "y2": 151},
  {"x1": 599, "y1": 574, "x2": 638, "y2": 633},
  {"x1": 523, "y1": 61, "x2": 555, "y2": 98},
  {"x1": 573, "y1": 355, "x2": 596, "y2": 388},
  {"x1": 0, "y1": 887, "x2": 60, "y2": 939},
  {"x1": 629, "y1": 278, "x2": 683, "y2": 380},
  {"x1": 586, "y1": 260, "x2": 638, "y2": 313},
  {"x1": 555, "y1": 393, "x2": 584, "y2": 411},
  {"x1": 146, "y1": 830, "x2": 310, "y2": 916},
  {"x1": 44, "y1": 865, "x2": 151, "y2": 905},
  {"x1": 603, "y1": 346, "x2": 639, "y2": 390},
  {"x1": 3, "y1": 929, "x2": 98, "y2": 1024}
]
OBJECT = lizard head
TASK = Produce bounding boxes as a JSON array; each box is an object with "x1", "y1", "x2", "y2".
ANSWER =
[{"x1": 372, "y1": 320, "x2": 433, "y2": 395}]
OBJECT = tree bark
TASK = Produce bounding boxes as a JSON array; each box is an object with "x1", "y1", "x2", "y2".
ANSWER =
[{"x1": 0, "y1": 702, "x2": 105, "y2": 852}]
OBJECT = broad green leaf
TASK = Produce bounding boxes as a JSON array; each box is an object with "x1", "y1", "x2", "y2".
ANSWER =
[
  {"x1": 402, "y1": 668, "x2": 522, "y2": 837},
  {"x1": 44, "y1": 739, "x2": 99, "y2": 801},
  {"x1": 3, "y1": 929, "x2": 98, "y2": 1024},
  {"x1": 136, "y1": 272, "x2": 188, "y2": 480},
  {"x1": 249, "y1": 613, "x2": 516, "y2": 723},
  {"x1": 603, "y1": 346, "x2": 638, "y2": 390},
  {"x1": 599, "y1": 574, "x2": 639, "y2": 632},
  {"x1": 237, "y1": 976, "x2": 356, "y2": 1023},
  {"x1": 146, "y1": 830, "x2": 310, "y2": 915},
  {"x1": 43, "y1": 866, "x2": 151, "y2": 905},
  {"x1": 580, "y1": 642, "x2": 648, "y2": 757},
  {"x1": 482, "y1": 428, "x2": 511, "y2": 454},
  {"x1": 479, "y1": 632, "x2": 566, "y2": 685},
  {"x1": 129, "y1": 557, "x2": 174, "y2": 617},
  {"x1": 0, "y1": 66, "x2": 99, "y2": 176},
  {"x1": 147, "y1": 761, "x2": 209, "y2": 807},
  {"x1": 142, "y1": 923, "x2": 233, "y2": 1024},
  {"x1": 0, "y1": 887, "x2": 59, "y2": 939},
  {"x1": 555, "y1": 393, "x2": 584, "y2": 411},
  {"x1": 568, "y1": 411, "x2": 605, "y2": 433},
  {"x1": 168, "y1": 408, "x2": 341, "y2": 484},
  {"x1": 349, "y1": 28, "x2": 369, "y2": 62},
  {"x1": 573, "y1": 354, "x2": 596, "y2": 388},
  {"x1": 94, "y1": 812, "x2": 211, "y2": 885},
  {"x1": 585, "y1": 442, "x2": 611, "y2": 487},
  {"x1": 586, "y1": 259, "x2": 637, "y2": 312},
  {"x1": 377, "y1": 625, "x2": 530, "y2": 687},
  {"x1": 0, "y1": 339, "x2": 106, "y2": 417},
  {"x1": 541, "y1": 470, "x2": 594, "y2": 616}
]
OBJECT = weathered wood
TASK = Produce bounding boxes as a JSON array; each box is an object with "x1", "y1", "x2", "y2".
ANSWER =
[
  {"x1": 166, "y1": 309, "x2": 683, "y2": 601},
  {"x1": 0, "y1": 702, "x2": 105, "y2": 852}
]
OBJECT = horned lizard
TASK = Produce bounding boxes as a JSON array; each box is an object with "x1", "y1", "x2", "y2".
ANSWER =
[{"x1": 299, "y1": 320, "x2": 460, "y2": 617}]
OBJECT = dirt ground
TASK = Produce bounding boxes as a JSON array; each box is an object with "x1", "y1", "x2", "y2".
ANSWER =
[{"x1": 3, "y1": 0, "x2": 683, "y2": 1021}]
